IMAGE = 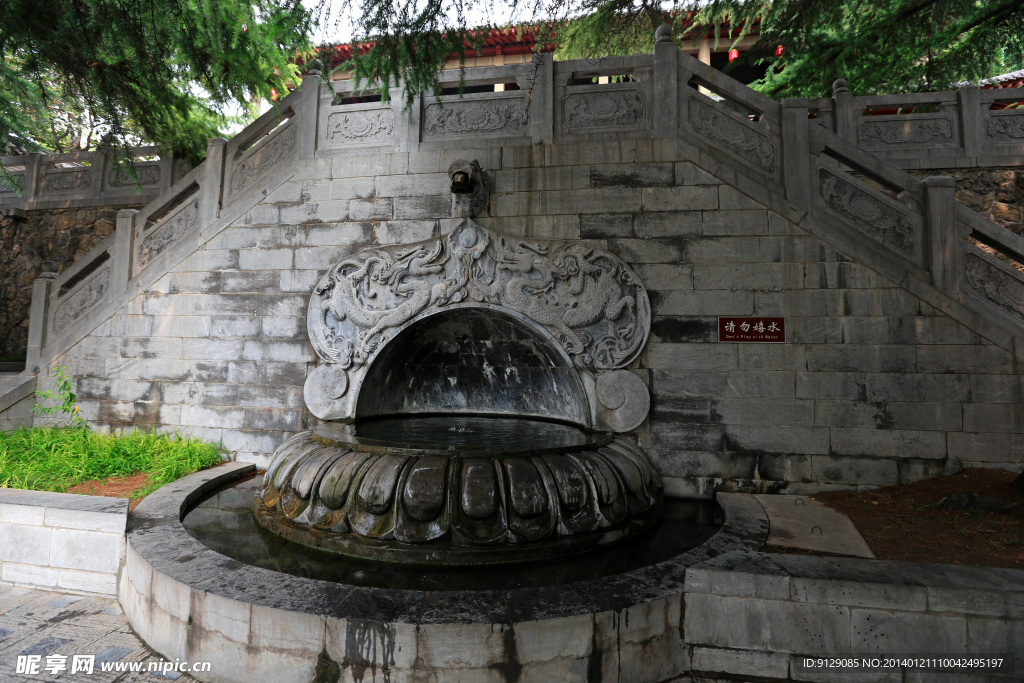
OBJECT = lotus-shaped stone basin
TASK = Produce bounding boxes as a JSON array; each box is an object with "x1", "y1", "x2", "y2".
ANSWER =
[{"x1": 255, "y1": 416, "x2": 664, "y2": 565}]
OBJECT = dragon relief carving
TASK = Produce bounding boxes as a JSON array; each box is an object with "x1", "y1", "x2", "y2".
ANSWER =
[
  {"x1": 860, "y1": 117, "x2": 953, "y2": 147},
  {"x1": 818, "y1": 168, "x2": 916, "y2": 257},
  {"x1": 964, "y1": 252, "x2": 1024, "y2": 322},
  {"x1": 687, "y1": 96, "x2": 777, "y2": 173},
  {"x1": 987, "y1": 112, "x2": 1024, "y2": 143},
  {"x1": 309, "y1": 221, "x2": 650, "y2": 374}
]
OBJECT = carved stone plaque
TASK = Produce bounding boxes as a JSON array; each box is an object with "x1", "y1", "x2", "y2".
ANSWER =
[
  {"x1": 563, "y1": 90, "x2": 645, "y2": 130},
  {"x1": 687, "y1": 96, "x2": 777, "y2": 173},
  {"x1": 422, "y1": 97, "x2": 529, "y2": 139},
  {"x1": 818, "y1": 168, "x2": 916, "y2": 257}
]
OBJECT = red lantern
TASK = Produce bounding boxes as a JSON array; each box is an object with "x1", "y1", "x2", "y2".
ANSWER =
[
  {"x1": 775, "y1": 45, "x2": 784, "y2": 56},
  {"x1": 728, "y1": 49, "x2": 739, "y2": 62}
]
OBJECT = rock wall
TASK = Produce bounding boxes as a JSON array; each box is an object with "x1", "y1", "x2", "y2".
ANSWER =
[
  {"x1": 46, "y1": 141, "x2": 1024, "y2": 494},
  {"x1": 0, "y1": 206, "x2": 141, "y2": 360},
  {"x1": 909, "y1": 167, "x2": 1024, "y2": 235}
]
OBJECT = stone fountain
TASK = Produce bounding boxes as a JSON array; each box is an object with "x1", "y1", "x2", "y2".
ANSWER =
[{"x1": 254, "y1": 161, "x2": 664, "y2": 565}]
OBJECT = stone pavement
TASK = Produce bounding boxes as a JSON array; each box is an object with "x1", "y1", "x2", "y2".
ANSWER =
[{"x1": 0, "y1": 586, "x2": 194, "y2": 682}]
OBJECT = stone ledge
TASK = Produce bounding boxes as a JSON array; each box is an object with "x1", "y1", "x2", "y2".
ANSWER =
[{"x1": 0, "y1": 486, "x2": 128, "y2": 596}]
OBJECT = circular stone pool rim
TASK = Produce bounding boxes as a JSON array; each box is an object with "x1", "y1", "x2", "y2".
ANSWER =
[{"x1": 120, "y1": 462, "x2": 769, "y2": 683}]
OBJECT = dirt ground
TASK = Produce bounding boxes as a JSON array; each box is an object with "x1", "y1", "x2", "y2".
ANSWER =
[
  {"x1": 806, "y1": 468, "x2": 1024, "y2": 568},
  {"x1": 67, "y1": 473, "x2": 149, "y2": 511}
]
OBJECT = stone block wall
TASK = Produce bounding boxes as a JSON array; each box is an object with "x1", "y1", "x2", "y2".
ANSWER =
[
  {"x1": 685, "y1": 551, "x2": 1024, "y2": 681},
  {"x1": 0, "y1": 488, "x2": 127, "y2": 595},
  {"x1": 45, "y1": 139, "x2": 1024, "y2": 492},
  {"x1": 0, "y1": 206, "x2": 141, "y2": 360}
]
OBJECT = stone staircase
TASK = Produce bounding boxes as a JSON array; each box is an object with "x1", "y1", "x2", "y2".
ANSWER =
[{"x1": 3, "y1": 30, "x2": 1024, "y2": 427}]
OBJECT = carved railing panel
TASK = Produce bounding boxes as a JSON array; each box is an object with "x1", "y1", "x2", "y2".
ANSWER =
[
  {"x1": 685, "y1": 93, "x2": 778, "y2": 175},
  {"x1": 225, "y1": 121, "x2": 297, "y2": 204},
  {"x1": 319, "y1": 102, "x2": 396, "y2": 149},
  {"x1": 46, "y1": 239, "x2": 115, "y2": 339},
  {"x1": 0, "y1": 169, "x2": 25, "y2": 197},
  {"x1": 984, "y1": 109, "x2": 1024, "y2": 147},
  {"x1": 815, "y1": 165, "x2": 919, "y2": 258},
  {"x1": 962, "y1": 244, "x2": 1024, "y2": 325},
  {"x1": 422, "y1": 93, "x2": 531, "y2": 140},
  {"x1": 40, "y1": 166, "x2": 93, "y2": 195},
  {"x1": 135, "y1": 197, "x2": 200, "y2": 272},
  {"x1": 857, "y1": 114, "x2": 957, "y2": 150},
  {"x1": 104, "y1": 162, "x2": 161, "y2": 190}
]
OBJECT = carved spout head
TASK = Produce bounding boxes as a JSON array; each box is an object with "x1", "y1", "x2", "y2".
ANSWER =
[{"x1": 448, "y1": 160, "x2": 490, "y2": 218}]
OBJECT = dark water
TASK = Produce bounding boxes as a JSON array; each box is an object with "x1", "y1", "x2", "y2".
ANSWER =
[
  {"x1": 182, "y1": 474, "x2": 722, "y2": 591},
  {"x1": 315, "y1": 415, "x2": 607, "y2": 453}
]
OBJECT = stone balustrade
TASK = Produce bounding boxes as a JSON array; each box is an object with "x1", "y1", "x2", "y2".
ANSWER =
[{"x1": 0, "y1": 146, "x2": 187, "y2": 212}]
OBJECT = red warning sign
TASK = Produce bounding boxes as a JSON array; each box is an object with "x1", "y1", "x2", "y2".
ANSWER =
[{"x1": 718, "y1": 317, "x2": 786, "y2": 343}]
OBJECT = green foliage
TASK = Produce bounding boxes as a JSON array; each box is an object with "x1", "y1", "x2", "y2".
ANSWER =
[
  {"x1": 343, "y1": 0, "x2": 1024, "y2": 106},
  {"x1": 683, "y1": 0, "x2": 1024, "y2": 97},
  {"x1": 1, "y1": 0, "x2": 315, "y2": 174},
  {"x1": 32, "y1": 365, "x2": 86, "y2": 429},
  {"x1": 333, "y1": 0, "x2": 491, "y2": 109},
  {"x1": 0, "y1": 427, "x2": 223, "y2": 498}
]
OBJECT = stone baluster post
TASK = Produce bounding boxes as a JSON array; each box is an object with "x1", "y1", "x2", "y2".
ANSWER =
[
  {"x1": 832, "y1": 79, "x2": 857, "y2": 144},
  {"x1": 924, "y1": 176, "x2": 960, "y2": 295},
  {"x1": 530, "y1": 53, "x2": 554, "y2": 146},
  {"x1": 113, "y1": 209, "x2": 137, "y2": 290},
  {"x1": 781, "y1": 99, "x2": 812, "y2": 208},
  {"x1": 26, "y1": 261, "x2": 59, "y2": 373},
  {"x1": 201, "y1": 138, "x2": 226, "y2": 227},
  {"x1": 957, "y1": 85, "x2": 982, "y2": 159},
  {"x1": 22, "y1": 153, "x2": 42, "y2": 207},
  {"x1": 297, "y1": 60, "x2": 323, "y2": 160},
  {"x1": 653, "y1": 25, "x2": 679, "y2": 139}
]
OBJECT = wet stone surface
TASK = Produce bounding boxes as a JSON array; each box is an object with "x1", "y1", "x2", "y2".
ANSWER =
[
  {"x1": 0, "y1": 585, "x2": 193, "y2": 682},
  {"x1": 184, "y1": 474, "x2": 721, "y2": 591}
]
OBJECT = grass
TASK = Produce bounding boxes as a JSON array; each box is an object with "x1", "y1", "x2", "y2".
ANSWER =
[{"x1": 0, "y1": 427, "x2": 223, "y2": 498}]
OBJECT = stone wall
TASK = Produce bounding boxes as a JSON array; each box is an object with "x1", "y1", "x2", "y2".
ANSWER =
[
  {"x1": 0, "y1": 206, "x2": 141, "y2": 360},
  {"x1": 46, "y1": 141, "x2": 1024, "y2": 493}
]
